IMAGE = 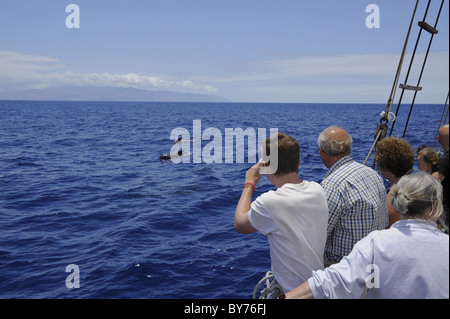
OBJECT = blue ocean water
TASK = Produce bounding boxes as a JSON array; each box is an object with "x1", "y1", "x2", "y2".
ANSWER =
[{"x1": 0, "y1": 100, "x2": 444, "y2": 299}]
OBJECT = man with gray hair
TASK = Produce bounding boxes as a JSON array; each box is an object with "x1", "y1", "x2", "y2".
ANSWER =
[{"x1": 318, "y1": 126, "x2": 388, "y2": 265}]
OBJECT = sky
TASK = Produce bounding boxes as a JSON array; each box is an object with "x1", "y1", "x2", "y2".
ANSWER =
[{"x1": 0, "y1": 0, "x2": 448, "y2": 103}]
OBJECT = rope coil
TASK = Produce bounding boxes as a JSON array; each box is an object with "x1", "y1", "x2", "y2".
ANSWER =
[{"x1": 253, "y1": 271, "x2": 285, "y2": 299}]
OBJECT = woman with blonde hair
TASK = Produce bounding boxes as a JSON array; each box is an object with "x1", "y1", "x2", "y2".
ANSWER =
[{"x1": 416, "y1": 145, "x2": 439, "y2": 174}]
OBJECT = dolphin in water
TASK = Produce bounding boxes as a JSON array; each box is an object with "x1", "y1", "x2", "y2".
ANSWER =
[{"x1": 160, "y1": 150, "x2": 184, "y2": 160}]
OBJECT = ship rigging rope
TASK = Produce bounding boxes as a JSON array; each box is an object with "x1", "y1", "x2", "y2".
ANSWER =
[
  {"x1": 401, "y1": 0, "x2": 445, "y2": 139},
  {"x1": 383, "y1": 0, "x2": 421, "y2": 122},
  {"x1": 389, "y1": 0, "x2": 437, "y2": 137},
  {"x1": 363, "y1": 0, "x2": 420, "y2": 166}
]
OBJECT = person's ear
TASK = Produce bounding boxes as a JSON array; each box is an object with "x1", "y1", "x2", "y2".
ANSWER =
[{"x1": 429, "y1": 200, "x2": 438, "y2": 217}]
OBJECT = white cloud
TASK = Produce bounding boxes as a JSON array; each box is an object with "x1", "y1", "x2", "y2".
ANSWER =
[
  {"x1": 176, "y1": 80, "x2": 218, "y2": 93},
  {"x1": 193, "y1": 51, "x2": 449, "y2": 103},
  {"x1": 59, "y1": 72, "x2": 173, "y2": 90},
  {"x1": 262, "y1": 53, "x2": 399, "y2": 77},
  {"x1": 0, "y1": 51, "x2": 219, "y2": 94},
  {"x1": 1, "y1": 50, "x2": 447, "y2": 103},
  {"x1": 0, "y1": 51, "x2": 66, "y2": 73},
  {"x1": 197, "y1": 51, "x2": 449, "y2": 82}
]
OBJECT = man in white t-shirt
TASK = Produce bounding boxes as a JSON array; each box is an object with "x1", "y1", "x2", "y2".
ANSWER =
[{"x1": 234, "y1": 132, "x2": 329, "y2": 294}]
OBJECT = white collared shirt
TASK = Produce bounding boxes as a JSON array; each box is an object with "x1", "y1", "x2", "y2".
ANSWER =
[{"x1": 309, "y1": 219, "x2": 449, "y2": 299}]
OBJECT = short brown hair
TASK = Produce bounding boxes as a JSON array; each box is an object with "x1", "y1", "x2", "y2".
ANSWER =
[
  {"x1": 264, "y1": 132, "x2": 300, "y2": 176},
  {"x1": 375, "y1": 137, "x2": 414, "y2": 178}
]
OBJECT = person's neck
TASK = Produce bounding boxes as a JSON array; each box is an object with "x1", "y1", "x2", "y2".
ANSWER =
[
  {"x1": 389, "y1": 176, "x2": 400, "y2": 186},
  {"x1": 325, "y1": 155, "x2": 346, "y2": 169},
  {"x1": 272, "y1": 173, "x2": 303, "y2": 189},
  {"x1": 400, "y1": 215, "x2": 438, "y2": 224}
]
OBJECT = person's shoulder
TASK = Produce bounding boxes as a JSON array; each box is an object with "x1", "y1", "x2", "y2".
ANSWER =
[
  {"x1": 349, "y1": 160, "x2": 382, "y2": 180},
  {"x1": 304, "y1": 180, "x2": 325, "y2": 192},
  {"x1": 254, "y1": 189, "x2": 277, "y2": 204},
  {"x1": 321, "y1": 165, "x2": 351, "y2": 187},
  {"x1": 326, "y1": 156, "x2": 359, "y2": 175},
  {"x1": 305, "y1": 180, "x2": 320, "y2": 186}
]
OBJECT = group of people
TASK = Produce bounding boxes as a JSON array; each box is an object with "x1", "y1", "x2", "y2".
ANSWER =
[
  {"x1": 374, "y1": 125, "x2": 449, "y2": 229},
  {"x1": 234, "y1": 124, "x2": 449, "y2": 299}
]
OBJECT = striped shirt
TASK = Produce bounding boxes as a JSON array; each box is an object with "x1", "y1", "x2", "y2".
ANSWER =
[{"x1": 321, "y1": 156, "x2": 388, "y2": 263}]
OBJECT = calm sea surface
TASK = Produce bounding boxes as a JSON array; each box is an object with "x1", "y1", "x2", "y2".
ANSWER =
[{"x1": 0, "y1": 101, "x2": 444, "y2": 298}]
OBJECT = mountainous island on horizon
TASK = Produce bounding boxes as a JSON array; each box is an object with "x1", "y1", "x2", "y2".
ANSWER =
[{"x1": 0, "y1": 86, "x2": 231, "y2": 103}]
